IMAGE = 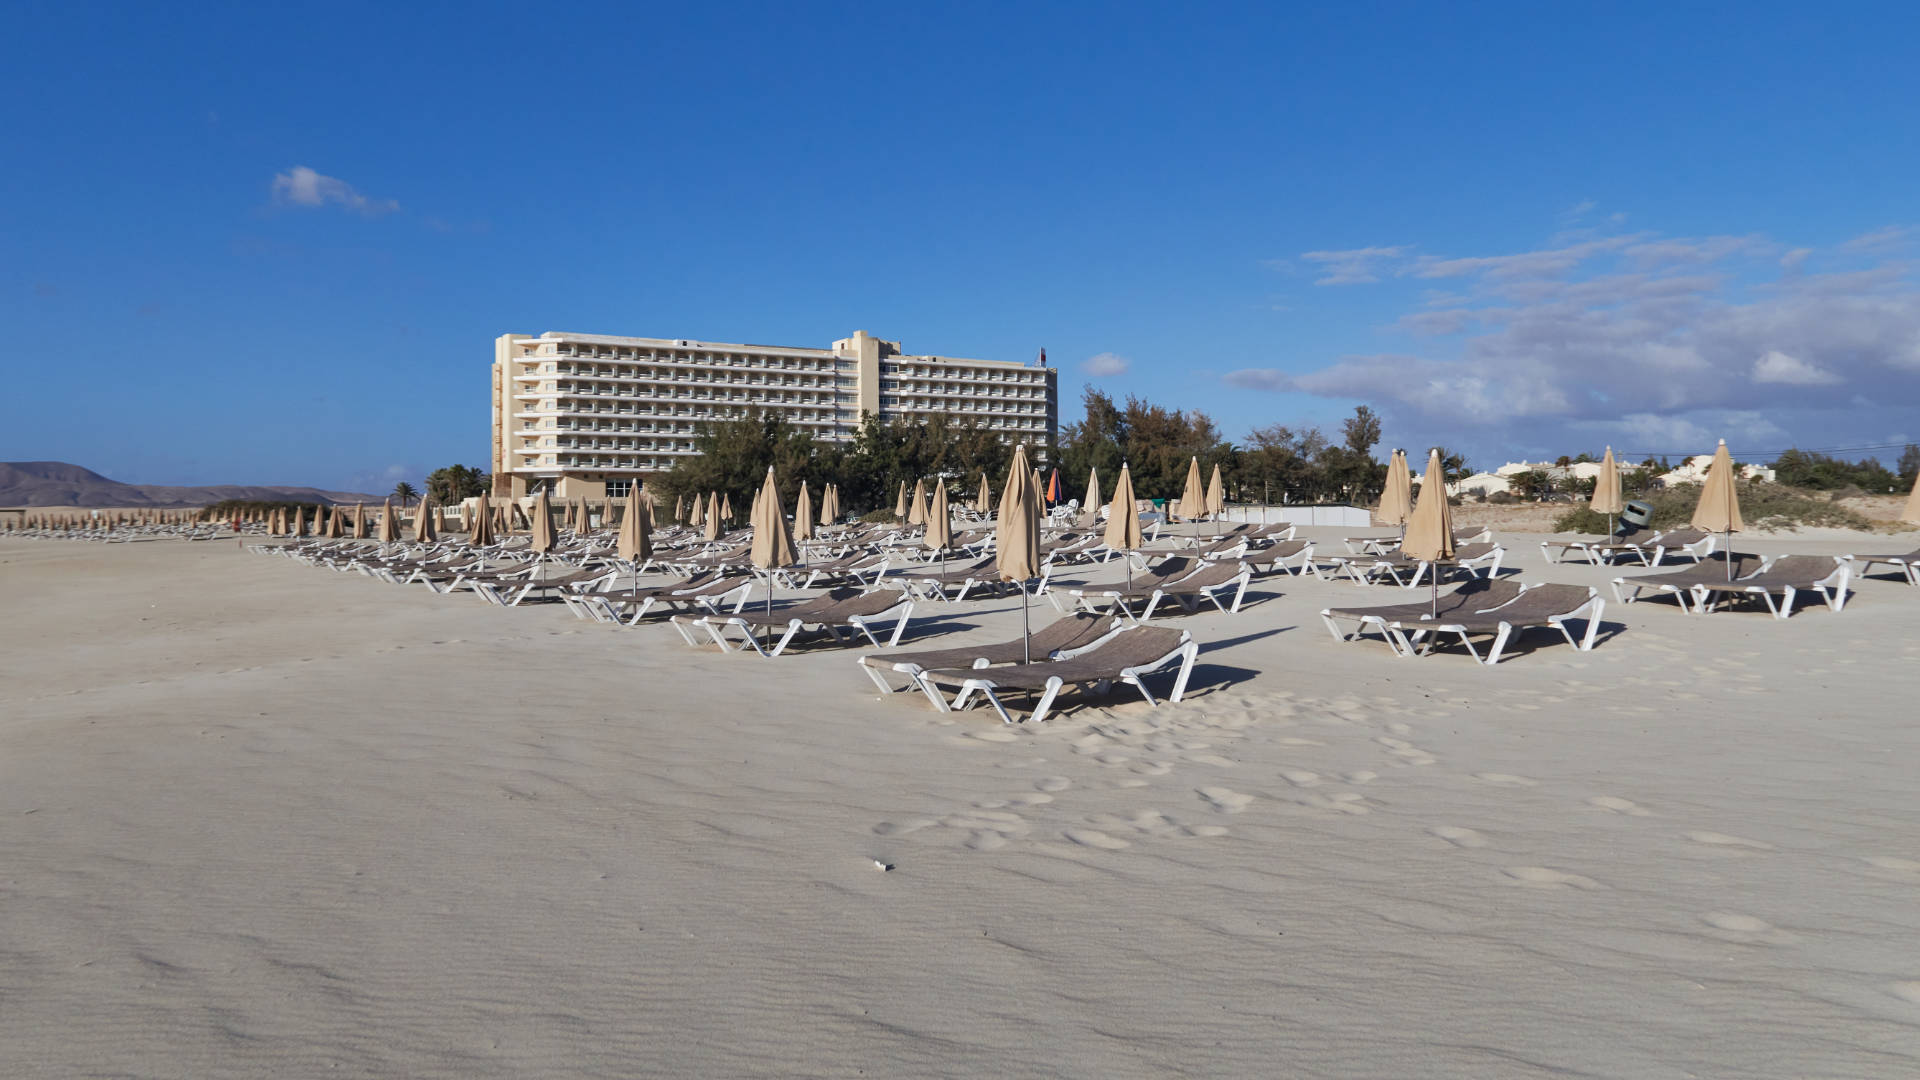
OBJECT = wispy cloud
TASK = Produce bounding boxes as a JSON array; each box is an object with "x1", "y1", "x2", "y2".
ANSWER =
[
  {"x1": 1299, "y1": 246, "x2": 1409, "y2": 285},
  {"x1": 1236, "y1": 223, "x2": 1920, "y2": 456},
  {"x1": 1082, "y1": 352, "x2": 1131, "y2": 377},
  {"x1": 271, "y1": 166, "x2": 398, "y2": 216}
]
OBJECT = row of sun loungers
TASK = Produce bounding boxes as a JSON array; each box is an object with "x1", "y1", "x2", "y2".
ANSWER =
[
  {"x1": 1321, "y1": 579, "x2": 1605, "y2": 666},
  {"x1": 1610, "y1": 554, "x2": 1852, "y2": 617}
]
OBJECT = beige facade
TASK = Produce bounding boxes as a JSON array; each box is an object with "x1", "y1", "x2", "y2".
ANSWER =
[{"x1": 490, "y1": 330, "x2": 1058, "y2": 499}]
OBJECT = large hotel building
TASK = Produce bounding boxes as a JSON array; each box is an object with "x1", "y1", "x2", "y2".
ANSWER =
[{"x1": 490, "y1": 330, "x2": 1059, "y2": 499}]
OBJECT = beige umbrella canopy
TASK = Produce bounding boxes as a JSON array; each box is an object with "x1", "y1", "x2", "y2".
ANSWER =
[
  {"x1": 820, "y1": 484, "x2": 838, "y2": 527},
  {"x1": 749, "y1": 466, "x2": 801, "y2": 653},
  {"x1": 377, "y1": 498, "x2": 401, "y2": 543},
  {"x1": 415, "y1": 498, "x2": 438, "y2": 543},
  {"x1": 290, "y1": 505, "x2": 307, "y2": 538},
  {"x1": 1591, "y1": 446, "x2": 1624, "y2": 533},
  {"x1": 995, "y1": 444, "x2": 1043, "y2": 660},
  {"x1": 793, "y1": 480, "x2": 815, "y2": 543},
  {"x1": 1691, "y1": 439, "x2": 1744, "y2": 579},
  {"x1": 1079, "y1": 467, "x2": 1101, "y2": 529},
  {"x1": 1105, "y1": 462, "x2": 1145, "y2": 591},
  {"x1": 470, "y1": 492, "x2": 495, "y2": 546},
  {"x1": 1903, "y1": 467, "x2": 1920, "y2": 526},
  {"x1": 351, "y1": 503, "x2": 368, "y2": 540},
  {"x1": 529, "y1": 490, "x2": 557, "y2": 555},
  {"x1": 1402, "y1": 449, "x2": 1457, "y2": 615},
  {"x1": 1206, "y1": 463, "x2": 1225, "y2": 523},
  {"x1": 704, "y1": 492, "x2": 723, "y2": 543},
  {"x1": 925, "y1": 478, "x2": 951, "y2": 554},
  {"x1": 908, "y1": 479, "x2": 929, "y2": 528},
  {"x1": 976, "y1": 472, "x2": 992, "y2": 515},
  {"x1": 325, "y1": 505, "x2": 344, "y2": 539},
  {"x1": 616, "y1": 493, "x2": 652, "y2": 568},
  {"x1": 1178, "y1": 456, "x2": 1206, "y2": 522},
  {"x1": 674, "y1": 495, "x2": 686, "y2": 527},
  {"x1": 721, "y1": 493, "x2": 733, "y2": 524},
  {"x1": 1379, "y1": 450, "x2": 1413, "y2": 528},
  {"x1": 894, "y1": 481, "x2": 909, "y2": 522}
]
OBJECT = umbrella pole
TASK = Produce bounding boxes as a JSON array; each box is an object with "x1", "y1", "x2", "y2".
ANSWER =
[
  {"x1": 765, "y1": 577, "x2": 774, "y2": 654},
  {"x1": 1021, "y1": 579, "x2": 1032, "y2": 664}
]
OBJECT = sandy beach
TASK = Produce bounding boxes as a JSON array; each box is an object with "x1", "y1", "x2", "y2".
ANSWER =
[{"x1": 4, "y1": 530, "x2": 1918, "y2": 1078}]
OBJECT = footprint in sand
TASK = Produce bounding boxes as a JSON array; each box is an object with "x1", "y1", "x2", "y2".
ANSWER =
[
  {"x1": 1475, "y1": 773, "x2": 1539, "y2": 787},
  {"x1": 967, "y1": 832, "x2": 1009, "y2": 851},
  {"x1": 1035, "y1": 777, "x2": 1072, "y2": 793},
  {"x1": 1006, "y1": 794, "x2": 1054, "y2": 809},
  {"x1": 967, "y1": 729, "x2": 1021, "y2": 743},
  {"x1": 1587, "y1": 796, "x2": 1652, "y2": 816},
  {"x1": 1386, "y1": 722, "x2": 1413, "y2": 735},
  {"x1": 872, "y1": 819, "x2": 937, "y2": 836},
  {"x1": 1345, "y1": 771, "x2": 1378, "y2": 784},
  {"x1": 1197, "y1": 786, "x2": 1254, "y2": 813},
  {"x1": 1130, "y1": 761, "x2": 1173, "y2": 776},
  {"x1": 1889, "y1": 982, "x2": 1920, "y2": 1005},
  {"x1": 1863, "y1": 856, "x2": 1920, "y2": 875},
  {"x1": 1686, "y1": 831, "x2": 1774, "y2": 851},
  {"x1": 1503, "y1": 867, "x2": 1603, "y2": 890},
  {"x1": 1279, "y1": 770, "x2": 1321, "y2": 787},
  {"x1": 1181, "y1": 824, "x2": 1231, "y2": 838},
  {"x1": 1430, "y1": 826, "x2": 1489, "y2": 849},
  {"x1": 1702, "y1": 912, "x2": 1772, "y2": 933},
  {"x1": 1064, "y1": 829, "x2": 1130, "y2": 850}
]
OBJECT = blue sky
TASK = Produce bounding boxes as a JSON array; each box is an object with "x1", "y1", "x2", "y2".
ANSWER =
[{"x1": 6, "y1": 2, "x2": 1919, "y2": 491}]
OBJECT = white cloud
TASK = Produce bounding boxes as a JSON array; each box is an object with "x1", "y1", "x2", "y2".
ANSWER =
[
  {"x1": 1239, "y1": 223, "x2": 1920, "y2": 459},
  {"x1": 1082, "y1": 352, "x2": 1131, "y2": 377},
  {"x1": 271, "y1": 166, "x2": 398, "y2": 215},
  {"x1": 1752, "y1": 350, "x2": 1841, "y2": 385},
  {"x1": 1842, "y1": 225, "x2": 1914, "y2": 252},
  {"x1": 1300, "y1": 246, "x2": 1409, "y2": 285}
]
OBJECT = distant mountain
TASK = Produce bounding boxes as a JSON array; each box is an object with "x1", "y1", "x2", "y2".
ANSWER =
[{"x1": 0, "y1": 461, "x2": 387, "y2": 508}]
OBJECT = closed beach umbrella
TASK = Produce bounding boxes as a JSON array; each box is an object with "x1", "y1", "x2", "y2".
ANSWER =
[
  {"x1": 470, "y1": 492, "x2": 495, "y2": 547},
  {"x1": 794, "y1": 480, "x2": 815, "y2": 543},
  {"x1": 351, "y1": 503, "x2": 367, "y2": 539},
  {"x1": 1402, "y1": 448, "x2": 1457, "y2": 616},
  {"x1": 1179, "y1": 456, "x2": 1206, "y2": 523},
  {"x1": 377, "y1": 498, "x2": 400, "y2": 543},
  {"x1": 749, "y1": 466, "x2": 801, "y2": 653},
  {"x1": 530, "y1": 490, "x2": 557, "y2": 555},
  {"x1": 995, "y1": 444, "x2": 1043, "y2": 661},
  {"x1": 1206, "y1": 463, "x2": 1225, "y2": 532},
  {"x1": 1591, "y1": 446, "x2": 1624, "y2": 536},
  {"x1": 1105, "y1": 461, "x2": 1144, "y2": 592},
  {"x1": 820, "y1": 484, "x2": 838, "y2": 526},
  {"x1": 290, "y1": 505, "x2": 306, "y2": 538},
  {"x1": 326, "y1": 505, "x2": 344, "y2": 539},
  {"x1": 616, "y1": 493, "x2": 651, "y2": 577},
  {"x1": 925, "y1": 478, "x2": 951, "y2": 558},
  {"x1": 721, "y1": 493, "x2": 733, "y2": 524},
  {"x1": 674, "y1": 494, "x2": 686, "y2": 526},
  {"x1": 415, "y1": 498, "x2": 438, "y2": 543},
  {"x1": 976, "y1": 472, "x2": 992, "y2": 515},
  {"x1": 1903, "y1": 468, "x2": 1920, "y2": 526},
  {"x1": 909, "y1": 479, "x2": 929, "y2": 528},
  {"x1": 1079, "y1": 467, "x2": 1102, "y2": 528},
  {"x1": 895, "y1": 481, "x2": 909, "y2": 522},
  {"x1": 1379, "y1": 450, "x2": 1413, "y2": 529},
  {"x1": 1691, "y1": 439, "x2": 1744, "y2": 580},
  {"x1": 705, "y1": 492, "x2": 723, "y2": 542},
  {"x1": 1047, "y1": 469, "x2": 1062, "y2": 507}
]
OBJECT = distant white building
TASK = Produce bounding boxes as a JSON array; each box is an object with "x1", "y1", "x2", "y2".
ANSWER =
[{"x1": 1661, "y1": 455, "x2": 1775, "y2": 484}]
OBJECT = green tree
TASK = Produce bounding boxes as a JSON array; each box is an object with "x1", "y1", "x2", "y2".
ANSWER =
[
  {"x1": 1899, "y1": 443, "x2": 1920, "y2": 485},
  {"x1": 425, "y1": 465, "x2": 489, "y2": 505},
  {"x1": 391, "y1": 481, "x2": 419, "y2": 505}
]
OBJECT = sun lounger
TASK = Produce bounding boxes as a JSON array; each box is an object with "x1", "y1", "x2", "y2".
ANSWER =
[
  {"x1": 1851, "y1": 548, "x2": 1920, "y2": 586},
  {"x1": 898, "y1": 556, "x2": 1012, "y2": 602},
  {"x1": 1396, "y1": 584, "x2": 1605, "y2": 665},
  {"x1": 1610, "y1": 554, "x2": 1771, "y2": 612},
  {"x1": 673, "y1": 588, "x2": 915, "y2": 657},
  {"x1": 919, "y1": 626, "x2": 1199, "y2": 724},
  {"x1": 1341, "y1": 542, "x2": 1504, "y2": 587},
  {"x1": 1056, "y1": 557, "x2": 1201, "y2": 616},
  {"x1": 1248, "y1": 539, "x2": 1317, "y2": 578},
  {"x1": 1135, "y1": 561, "x2": 1254, "y2": 621},
  {"x1": 1690, "y1": 555, "x2": 1852, "y2": 618},
  {"x1": 858, "y1": 612, "x2": 1125, "y2": 706},
  {"x1": 1321, "y1": 578, "x2": 1531, "y2": 651},
  {"x1": 570, "y1": 573, "x2": 755, "y2": 625}
]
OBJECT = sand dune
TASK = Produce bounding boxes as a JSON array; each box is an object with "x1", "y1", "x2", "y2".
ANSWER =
[{"x1": 2, "y1": 532, "x2": 1917, "y2": 1077}]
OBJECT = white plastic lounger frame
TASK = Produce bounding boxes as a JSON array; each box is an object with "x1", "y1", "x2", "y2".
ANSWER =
[
  {"x1": 1400, "y1": 591, "x2": 1606, "y2": 666},
  {"x1": 673, "y1": 598, "x2": 916, "y2": 657},
  {"x1": 945, "y1": 634, "x2": 1199, "y2": 724},
  {"x1": 1689, "y1": 560, "x2": 1851, "y2": 619}
]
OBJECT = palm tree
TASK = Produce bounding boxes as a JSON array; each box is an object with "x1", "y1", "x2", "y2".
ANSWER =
[{"x1": 392, "y1": 481, "x2": 420, "y2": 506}]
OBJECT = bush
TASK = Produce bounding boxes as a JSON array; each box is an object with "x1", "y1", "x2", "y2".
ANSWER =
[
  {"x1": 859, "y1": 508, "x2": 900, "y2": 524},
  {"x1": 1488, "y1": 491, "x2": 1516, "y2": 505},
  {"x1": 1552, "y1": 482, "x2": 1878, "y2": 534}
]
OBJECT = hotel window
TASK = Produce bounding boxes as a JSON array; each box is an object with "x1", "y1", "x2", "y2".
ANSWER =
[{"x1": 605, "y1": 479, "x2": 632, "y2": 498}]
